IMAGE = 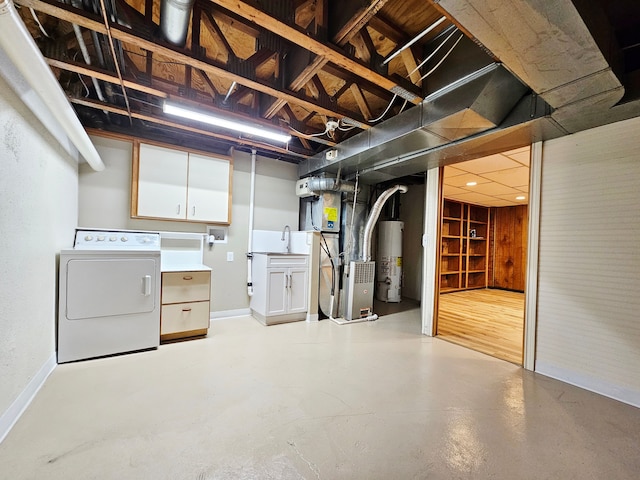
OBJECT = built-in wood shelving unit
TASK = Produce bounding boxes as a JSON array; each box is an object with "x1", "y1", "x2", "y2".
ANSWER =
[{"x1": 440, "y1": 199, "x2": 490, "y2": 293}]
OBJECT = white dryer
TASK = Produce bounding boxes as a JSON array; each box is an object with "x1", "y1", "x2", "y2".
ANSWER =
[{"x1": 58, "y1": 229, "x2": 161, "y2": 363}]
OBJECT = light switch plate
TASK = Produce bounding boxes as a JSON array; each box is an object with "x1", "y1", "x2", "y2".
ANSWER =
[{"x1": 226, "y1": 252, "x2": 234, "y2": 262}]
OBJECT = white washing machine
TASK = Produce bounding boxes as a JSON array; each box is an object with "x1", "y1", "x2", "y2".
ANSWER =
[{"x1": 58, "y1": 229, "x2": 161, "y2": 363}]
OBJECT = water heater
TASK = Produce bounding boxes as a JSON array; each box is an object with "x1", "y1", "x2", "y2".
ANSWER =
[{"x1": 376, "y1": 221, "x2": 403, "y2": 302}]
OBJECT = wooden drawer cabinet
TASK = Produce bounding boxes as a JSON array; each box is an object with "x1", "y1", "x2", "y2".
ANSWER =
[
  {"x1": 161, "y1": 301, "x2": 210, "y2": 335},
  {"x1": 161, "y1": 270, "x2": 211, "y2": 341}
]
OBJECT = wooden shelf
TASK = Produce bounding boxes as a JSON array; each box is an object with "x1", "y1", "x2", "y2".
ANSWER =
[{"x1": 439, "y1": 199, "x2": 490, "y2": 293}]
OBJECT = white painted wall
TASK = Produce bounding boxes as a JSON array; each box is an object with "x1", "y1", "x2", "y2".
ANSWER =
[
  {"x1": 0, "y1": 77, "x2": 78, "y2": 424},
  {"x1": 536, "y1": 116, "x2": 640, "y2": 407},
  {"x1": 78, "y1": 137, "x2": 299, "y2": 313}
]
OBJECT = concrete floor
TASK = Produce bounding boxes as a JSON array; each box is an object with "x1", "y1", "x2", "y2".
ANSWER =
[{"x1": 1, "y1": 310, "x2": 639, "y2": 479}]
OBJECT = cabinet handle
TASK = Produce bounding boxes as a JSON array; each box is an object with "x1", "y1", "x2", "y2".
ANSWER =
[
  {"x1": 176, "y1": 204, "x2": 181, "y2": 215},
  {"x1": 287, "y1": 274, "x2": 291, "y2": 288},
  {"x1": 192, "y1": 206, "x2": 196, "y2": 216},
  {"x1": 183, "y1": 275, "x2": 193, "y2": 280},
  {"x1": 182, "y1": 308, "x2": 192, "y2": 312}
]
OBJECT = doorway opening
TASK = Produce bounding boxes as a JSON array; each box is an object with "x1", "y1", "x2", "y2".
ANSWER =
[{"x1": 435, "y1": 146, "x2": 530, "y2": 365}]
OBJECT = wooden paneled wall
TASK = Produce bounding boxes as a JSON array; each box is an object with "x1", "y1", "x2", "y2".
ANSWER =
[{"x1": 490, "y1": 205, "x2": 528, "y2": 291}]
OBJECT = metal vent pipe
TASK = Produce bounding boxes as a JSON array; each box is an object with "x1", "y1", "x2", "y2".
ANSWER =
[
  {"x1": 306, "y1": 176, "x2": 357, "y2": 194},
  {"x1": 160, "y1": 0, "x2": 195, "y2": 46},
  {"x1": 362, "y1": 185, "x2": 408, "y2": 261}
]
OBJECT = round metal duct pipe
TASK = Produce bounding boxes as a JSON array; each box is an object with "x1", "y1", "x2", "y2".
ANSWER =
[
  {"x1": 160, "y1": 0, "x2": 195, "y2": 46},
  {"x1": 307, "y1": 176, "x2": 357, "y2": 194},
  {"x1": 362, "y1": 185, "x2": 408, "y2": 262}
]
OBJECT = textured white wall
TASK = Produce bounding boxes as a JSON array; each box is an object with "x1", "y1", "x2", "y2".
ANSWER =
[
  {"x1": 536, "y1": 116, "x2": 640, "y2": 407},
  {"x1": 0, "y1": 77, "x2": 78, "y2": 415},
  {"x1": 79, "y1": 137, "x2": 299, "y2": 313}
]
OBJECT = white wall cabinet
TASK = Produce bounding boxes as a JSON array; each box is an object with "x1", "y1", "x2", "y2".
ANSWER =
[
  {"x1": 133, "y1": 142, "x2": 232, "y2": 224},
  {"x1": 251, "y1": 254, "x2": 308, "y2": 325}
]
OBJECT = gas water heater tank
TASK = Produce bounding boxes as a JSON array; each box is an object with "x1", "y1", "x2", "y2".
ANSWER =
[{"x1": 376, "y1": 221, "x2": 404, "y2": 302}]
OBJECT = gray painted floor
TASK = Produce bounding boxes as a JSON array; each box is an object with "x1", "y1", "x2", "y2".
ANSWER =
[{"x1": 1, "y1": 310, "x2": 639, "y2": 479}]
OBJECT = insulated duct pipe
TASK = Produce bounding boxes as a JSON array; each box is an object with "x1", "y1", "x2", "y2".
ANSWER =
[
  {"x1": 0, "y1": 0, "x2": 105, "y2": 171},
  {"x1": 306, "y1": 176, "x2": 357, "y2": 194},
  {"x1": 160, "y1": 0, "x2": 195, "y2": 46},
  {"x1": 246, "y1": 148, "x2": 256, "y2": 296},
  {"x1": 362, "y1": 185, "x2": 408, "y2": 261}
]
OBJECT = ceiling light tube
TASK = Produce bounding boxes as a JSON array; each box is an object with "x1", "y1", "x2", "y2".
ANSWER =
[{"x1": 163, "y1": 101, "x2": 291, "y2": 143}]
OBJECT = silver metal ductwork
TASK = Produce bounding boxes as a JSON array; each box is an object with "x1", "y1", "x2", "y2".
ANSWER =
[
  {"x1": 299, "y1": 63, "x2": 534, "y2": 182},
  {"x1": 306, "y1": 176, "x2": 357, "y2": 194},
  {"x1": 160, "y1": 0, "x2": 195, "y2": 46},
  {"x1": 298, "y1": 1, "x2": 637, "y2": 184}
]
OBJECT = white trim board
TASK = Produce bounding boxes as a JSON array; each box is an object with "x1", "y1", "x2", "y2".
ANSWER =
[
  {"x1": 0, "y1": 354, "x2": 56, "y2": 444},
  {"x1": 210, "y1": 308, "x2": 252, "y2": 321}
]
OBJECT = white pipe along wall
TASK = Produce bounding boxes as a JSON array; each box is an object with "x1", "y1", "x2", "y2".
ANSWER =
[
  {"x1": 247, "y1": 149, "x2": 256, "y2": 296},
  {"x1": 0, "y1": 0, "x2": 104, "y2": 172}
]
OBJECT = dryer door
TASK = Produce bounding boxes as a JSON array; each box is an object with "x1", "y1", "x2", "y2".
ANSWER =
[{"x1": 65, "y1": 258, "x2": 157, "y2": 320}]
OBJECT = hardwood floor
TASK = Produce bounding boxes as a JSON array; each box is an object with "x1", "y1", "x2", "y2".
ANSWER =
[{"x1": 437, "y1": 288, "x2": 524, "y2": 365}]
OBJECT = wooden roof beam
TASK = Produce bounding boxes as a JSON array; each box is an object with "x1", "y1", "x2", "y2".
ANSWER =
[
  {"x1": 209, "y1": 0, "x2": 422, "y2": 104},
  {"x1": 350, "y1": 84, "x2": 372, "y2": 121},
  {"x1": 333, "y1": 0, "x2": 392, "y2": 47},
  {"x1": 17, "y1": 0, "x2": 361, "y2": 124}
]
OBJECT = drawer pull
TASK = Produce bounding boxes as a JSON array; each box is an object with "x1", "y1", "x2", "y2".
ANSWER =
[
  {"x1": 182, "y1": 308, "x2": 192, "y2": 312},
  {"x1": 183, "y1": 276, "x2": 193, "y2": 280}
]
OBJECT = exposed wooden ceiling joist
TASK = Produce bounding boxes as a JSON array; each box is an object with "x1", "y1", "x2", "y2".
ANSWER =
[
  {"x1": 208, "y1": 0, "x2": 423, "y2": 104},
  {"x1": 16, "y1": 0, "x2": 365, "y2": 125}
]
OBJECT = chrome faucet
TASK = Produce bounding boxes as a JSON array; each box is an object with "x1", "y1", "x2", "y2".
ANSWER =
[{"x1": 281, "y1": 225, "x2": 291, "y2": 253}]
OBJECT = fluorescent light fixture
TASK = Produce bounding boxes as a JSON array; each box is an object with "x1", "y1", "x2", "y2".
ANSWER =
[
  {"x1": 163, "y1": 101, "x2": 291, "y2": 143},
  {"x1": 466, "y1": 181, "x2": 477, "y2": 186},
  {"x1": 516, "y1": 195, "x2": 526, "y2": 200}
]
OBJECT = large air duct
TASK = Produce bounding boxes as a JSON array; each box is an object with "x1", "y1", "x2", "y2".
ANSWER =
[
  {"x1": 160, "y1": 0, "x2": 195, "y2": 46},
  {"x1": 362, "y1": 185, "x2": 408, "y2": 261},
  {"x1": 306, "y1": 176, "x2": 357, "y2": 194}
]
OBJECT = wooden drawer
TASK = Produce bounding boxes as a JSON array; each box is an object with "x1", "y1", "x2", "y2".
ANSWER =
[
  {"x1": 162, "y1": 271, "x2": 210, "y2": 304},
  {"x1": 161, "y1": 301, "x2": 210, "y2": 335}
]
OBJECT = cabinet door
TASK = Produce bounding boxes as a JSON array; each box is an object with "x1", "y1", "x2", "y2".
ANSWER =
[
  {"x1": 137, "y1": 143, "x2": 188, "y2": 219},
  {"x1": 187, "y1": 153, "x2": 231, "y2": 223},
  {"x1": 287, "y1": 267, "x2": 308, "y2": 314},
  {"x1": 266, "y1": 269, "x2": 287, "y2": 316}
]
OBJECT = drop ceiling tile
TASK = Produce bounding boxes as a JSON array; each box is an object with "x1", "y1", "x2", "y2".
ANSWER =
[
  {"x1": 481, "y1": 166, "x2": 530, "y2": 186},
  {"x1": 443, "y1": 166, "x2": 466, "y2": 178},
  {"x1": 505, "y1": 149, "x2": 531, "y2": 166},
  {"x1": 495, "y1": 193, "x2": 528, "y2": 202},
  {"x1": 451, "y1": 154, "x2": 522, "y2": 174},
  {"x1": 443, "y1": 184, "x2": 467, "y2": 196},
  {"x1": 443, "y1": 173, "x2": 491, "y2": 187},
  {"x1": 489, "y1": 199, "x2": 519, "y2": 207},
  {"x1": 470, "y1": 182, "x2": 521, "y2": 195},
  {"x1": 447, "y1": 191, "x2": 498, "y2": 207}
]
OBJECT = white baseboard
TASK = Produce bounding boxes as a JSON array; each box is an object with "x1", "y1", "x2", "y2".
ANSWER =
[
  {"x1": 536, "y1": 361, "x2": 640, "y2": 408},
  {"x1": 210, "y1": 308, "x2": 252, "y2": 321},
  {"x1": 0, "y1": 353, "x2": 56, "y2": 444}
]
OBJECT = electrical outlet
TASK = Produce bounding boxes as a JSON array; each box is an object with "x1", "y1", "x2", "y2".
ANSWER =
[{"x1": 226, "y1": 252, "x2": 234, "y2": 262}]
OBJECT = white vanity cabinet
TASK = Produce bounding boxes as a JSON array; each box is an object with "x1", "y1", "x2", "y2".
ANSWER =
[
  {"x1": 160, "y1": 270, "x2": 211, "y2": 341},
  {"x1": 251, "y1": 254, "x2": 309, "y2": 325},
  {"x1": 133, "y1": 142, "x2": 232, "y2": 224}
]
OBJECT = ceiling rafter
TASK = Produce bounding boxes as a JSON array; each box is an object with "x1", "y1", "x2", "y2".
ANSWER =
[
  {"x1": 17, "y1": 0, "x2": 365, "y2": 126},
  {"x1": 349, "y1": 83, "x2": 372, "y2": 120},
  {"x1": 333, "y1": 0, "x2": 392, "y2": 47},
  {"x1": 208, "y1": 0, "x2": 422, "y2": 104}
]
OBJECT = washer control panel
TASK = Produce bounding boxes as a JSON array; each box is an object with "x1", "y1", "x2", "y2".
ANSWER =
[{"x1": 74, "y1": 230, "x2": 160, "y2": 250}]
